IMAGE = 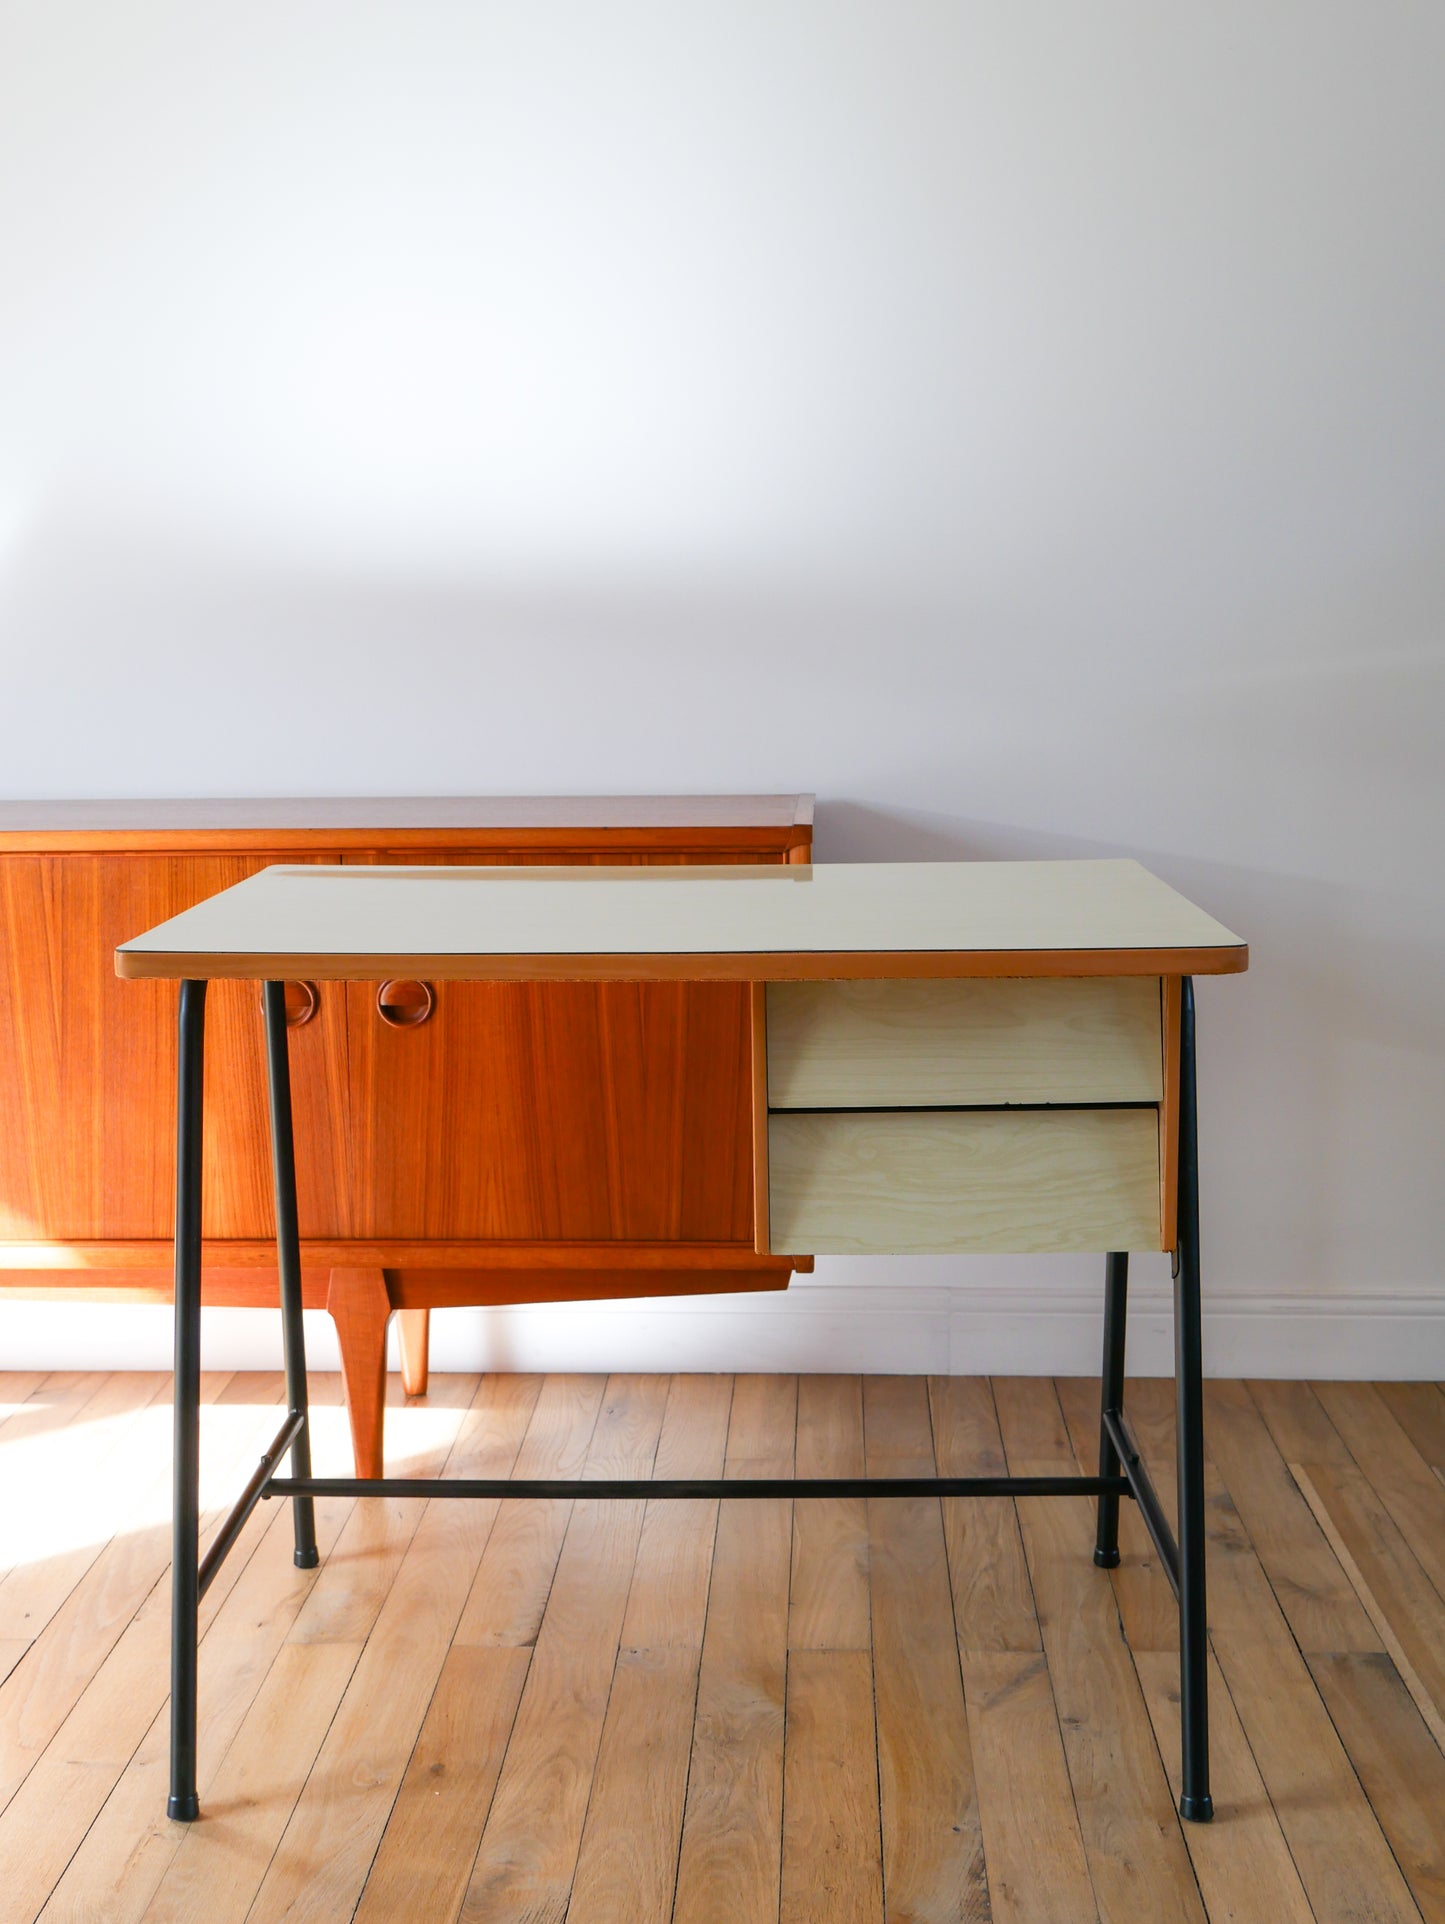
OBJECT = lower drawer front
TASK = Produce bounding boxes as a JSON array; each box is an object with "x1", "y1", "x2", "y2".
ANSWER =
[{"x1": 768, "y1": 1108, "x2": 1162, "y2": 1255}]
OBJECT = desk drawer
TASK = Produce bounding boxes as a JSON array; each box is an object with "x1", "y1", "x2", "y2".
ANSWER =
[
  {"x1": 767, "y1": 1107, "x2": 1162, "y2": 1254},
  {"x1": 766, "y1": 979, "x2": 1162, "y2": 1109}
]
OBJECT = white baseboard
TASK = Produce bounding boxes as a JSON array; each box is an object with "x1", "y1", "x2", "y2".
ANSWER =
[{"x1": 2, "y1": 1279, "x2": 1440, "y2": 1379}]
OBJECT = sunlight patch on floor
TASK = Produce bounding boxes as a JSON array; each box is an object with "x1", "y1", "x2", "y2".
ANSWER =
[{"x1": 0, "y1": 1383, "x2": 478, "y2": 1574}]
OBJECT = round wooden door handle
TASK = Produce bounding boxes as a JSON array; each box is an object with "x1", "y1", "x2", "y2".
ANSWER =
[
  {"x1": 259, "y1": 981, "x2": 319, "y2": 1027},
  {"x1": 377, "y1": 980, "x2": 436, "y2": 1028}
]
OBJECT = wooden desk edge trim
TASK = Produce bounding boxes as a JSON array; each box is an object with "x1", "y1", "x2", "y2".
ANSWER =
[{"x1": 114, "y1": 943, "x2": 1250, "y2": 983}]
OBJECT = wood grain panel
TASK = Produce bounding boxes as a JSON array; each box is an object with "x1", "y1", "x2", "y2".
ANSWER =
[
  {"x1": 343, "y1": 978, "x2": 753, "y2": 1242},
  {"x1": 0, "y1": 853, "x2": 346, "y2": 1243},
  {"x1": 339, "y1": 850, "x2": 755, "y2": 1244},
  {"x1": 769, "y1": 1107, "x2": 1162, "y2": 1254},
  {"x1": 767, "y1": 977, "x2": 1162, "y2": 1109}
]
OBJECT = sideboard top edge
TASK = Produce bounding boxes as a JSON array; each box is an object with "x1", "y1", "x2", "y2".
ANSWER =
[{"x1": 0, "y1": 794, "x2": 815, "y2": 845}]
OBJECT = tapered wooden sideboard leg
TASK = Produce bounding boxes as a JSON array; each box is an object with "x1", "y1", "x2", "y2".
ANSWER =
[
  {"x1": 327, "y1": 1267, "x2": 391, "y2": 1477},
  {"x1": 396, "y1": 1308, "x2": 430, "y2": 1397}
]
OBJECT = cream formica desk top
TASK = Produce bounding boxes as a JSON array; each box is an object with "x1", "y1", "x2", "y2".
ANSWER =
[{"x1": 115, "y1": 861, "x2": 1246, "y2": 983}]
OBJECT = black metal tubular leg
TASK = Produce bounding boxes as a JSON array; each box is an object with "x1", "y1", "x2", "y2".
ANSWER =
[
  {"x1": 1175, "y1": 976, "x2": 1213, "y2": 1823},
  {"x1": 1093, "y1": 1251, "x2": 1129, "y2": 1568},
  {"x1": 263, "y1": 982, "x2": 319, "y2": 1570},
  {"x1": 168, "y1": 979, "x2": 207, "y2": 1824}
]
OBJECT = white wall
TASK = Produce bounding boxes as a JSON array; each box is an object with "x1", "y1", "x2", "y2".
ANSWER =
[{"x1": 2, "y1": 3, "x2": 1442, "y2": 1376}]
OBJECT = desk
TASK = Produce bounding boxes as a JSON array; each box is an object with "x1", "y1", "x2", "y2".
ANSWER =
[{"x1": 116, "y1": 858, "x2": 1246, "y2": 1828}]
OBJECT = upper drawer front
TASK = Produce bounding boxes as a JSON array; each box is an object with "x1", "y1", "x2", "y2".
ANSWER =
[
  {"x1": 766, "y1": 978, "x2": 1162, "y2": 1109},
  {"x1": 768, "y1": 1107, "x2": 1162, "y2": 1255}
]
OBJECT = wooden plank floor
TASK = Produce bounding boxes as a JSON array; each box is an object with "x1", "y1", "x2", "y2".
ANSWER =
[{"x1": 0, "y1": 1370, "x2": 1442, "y2": 1923}]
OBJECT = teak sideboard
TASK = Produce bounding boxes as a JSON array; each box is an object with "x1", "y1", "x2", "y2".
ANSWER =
[{"x1": 0, "y1": 795, "x2": 812, "y2": 1470}]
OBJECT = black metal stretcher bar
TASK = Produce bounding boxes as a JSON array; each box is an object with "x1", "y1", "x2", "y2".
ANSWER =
[
  {"x1": 261, "y1": 1473, "x2": 1132, "y2": 1500},
  {"x1": 166, "y1": 973, "x2": 1214, "y2": 1829},
  {"x1": 1102, "y1": 1406, "x2": 1181, "y2": 1600},
  {"x1": 197, "y1": 1408, "x2": 305, "y2": 1600}
]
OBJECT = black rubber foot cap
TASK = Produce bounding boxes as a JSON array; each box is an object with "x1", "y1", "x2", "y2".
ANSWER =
[
  {"x1": 1093, "y1": 1547, "x2": 1121, "y2": 1568},
  {"x1": 1179, "y1": 1793, "x2": 1214, "y2": 1824},
  {"x1": 167, "y1": 1793, "x2": 200, "y2": 1823},
  {"x1": 294, "y1": 1548, "x2": 321, "y2": 1569}
]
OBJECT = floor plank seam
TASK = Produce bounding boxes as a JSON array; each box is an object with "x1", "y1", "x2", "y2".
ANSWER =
[
  {"x1": 511, "y1": 1375, "x2": 610, "y2": 1654},
  {"x1": 444, "y1": 1645, "x2": 536, "y2": 1924},
  {"x1": 244, "y1": 1378, "x2": 487, "y2": 1924},
  {"x1": 660, "y1": 1375, "x2": 733, "y2": 1924},
  {"x1": 34, "y1": 1384, "x2": 302, "y2": 1922},
  {"x1": 777, "y1": 1642, "x2": 792, "y2": 1924},
  {"x1": 862, "y1": 1424, "x2": 884, "y2": 1924},
  {"x1": 394, "y1": 1373, "x2": 557, "y2": 1924},
  {"x1": 547, "y1": 1378, "x2": 672, "y2": 1924},
  {"x1": 1307, "y1": 1380, "x2": 1445, "y2": 1621},
  {"x1": 243, "y1": 1634, "x2": 368, "y2": 1924},
  {"x1": 1187, "y1": 1383, "x2": 1342, "y2": 1923},
  {"x1": 176, "y1": 1393, "x2": 347, "y2": 1924},
  {"x1": 1232, "y1": 1381, "x2": 1433, "y2": 1923},
  {"x1": 1, "y1": 1385, "x2": 290, "y2": 1861},
  {"x1": 1289, "y1": 1463, "x2": 1445, "y2": 1759},
  {"x1": 1204, "y1": 1634, "x2": 1325, "y2": 1924},
  {"x1": 1035, "y1": 1375, "x2": 1120, "y2": 1924}
]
